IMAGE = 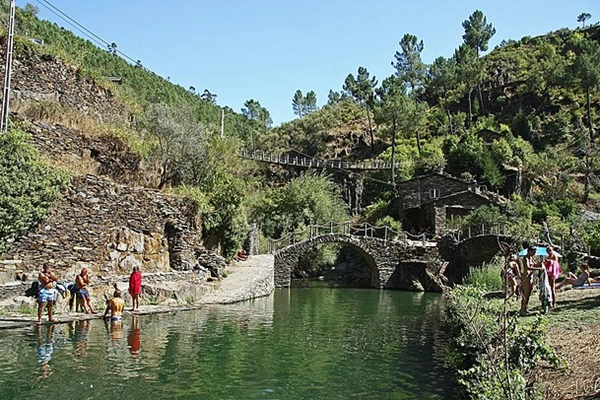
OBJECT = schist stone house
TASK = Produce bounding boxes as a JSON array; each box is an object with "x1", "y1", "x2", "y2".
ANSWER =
[{"x1": 397, "y1": 173, "x2": 504, "y2": 235}]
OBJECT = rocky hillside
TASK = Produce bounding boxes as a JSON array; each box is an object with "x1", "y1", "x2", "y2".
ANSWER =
[{"x1": 0, "y1": 39, "x2": 220, "y2": 286}]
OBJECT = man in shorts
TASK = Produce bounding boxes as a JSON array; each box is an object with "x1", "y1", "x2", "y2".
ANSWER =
[
  {"x1": 75, "y1": 268, "x2": 97, "y2": 314},
  {"x1": 37, "y1": 263, "x2": 59, "y2": 324}
]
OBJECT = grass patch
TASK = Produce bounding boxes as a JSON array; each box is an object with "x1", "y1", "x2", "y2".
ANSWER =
[
  {"x1": 464, "y1": 258, "x2": 504, "y2": 292},
  {"x1": 21, "y1": 101, "x2": 156, "y2": 158}
]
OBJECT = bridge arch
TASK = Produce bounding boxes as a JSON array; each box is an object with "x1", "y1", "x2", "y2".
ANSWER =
[{"x1": 273, "y1": 233, "x2": 442, "y2": 291}]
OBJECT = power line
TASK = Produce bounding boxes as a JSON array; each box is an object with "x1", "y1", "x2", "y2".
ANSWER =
[{"x1": 34, "y1": 0, "x2": 143, "y2": 67}]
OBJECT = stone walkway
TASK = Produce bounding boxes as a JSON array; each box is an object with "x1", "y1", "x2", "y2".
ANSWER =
[{"x1": 0, "y1": 255, "x2": 275, "y2": 329}]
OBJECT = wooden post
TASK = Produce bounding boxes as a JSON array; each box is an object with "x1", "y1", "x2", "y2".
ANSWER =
[
  {"x1": 330, "y1": 221, "x2": 333, "y2": 234},
  {"x1": 468, "y1": 227, "x2": 472, "y2": 238},
  {"x1": 384, "y1": 226, "x2": 388, "y2": 241},
  {"x1": 364, "y1": 222, "x2": 368, "y2": 237}
]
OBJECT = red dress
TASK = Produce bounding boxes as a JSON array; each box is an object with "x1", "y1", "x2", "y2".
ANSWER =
[{"x1": 129, "y1": 271, "x2": 142, "y2": 295}]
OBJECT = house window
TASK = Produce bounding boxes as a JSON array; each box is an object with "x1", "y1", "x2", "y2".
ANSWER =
[{"x1": 429, "y1": 188, "x2": 440, "y2": 199}]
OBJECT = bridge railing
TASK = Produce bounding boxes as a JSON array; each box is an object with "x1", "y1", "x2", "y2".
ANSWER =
[
  {"x1": 239, "y1": 149, "x2": 397, "y2": 170},
  {"x1": 267, "y1": 221, "x2": 428, "y2": 253},
  {"x1": 446, "y1": 221, "x2": 566, "y2": 249}
]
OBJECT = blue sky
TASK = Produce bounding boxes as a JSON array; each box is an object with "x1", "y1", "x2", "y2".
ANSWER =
[{"x1": 16, "y1": 0, "x2": 600, "y2": 125}]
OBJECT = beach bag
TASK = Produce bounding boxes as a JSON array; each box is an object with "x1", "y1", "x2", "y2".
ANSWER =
[{"x1": 25, "y1": 281, "x2": 40, "y2": 298}]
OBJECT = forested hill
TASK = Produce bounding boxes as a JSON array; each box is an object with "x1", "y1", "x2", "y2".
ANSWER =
[
  {"x1": 3, "y1": 4, "x2": 600, "y2": 270},
  {"x1": 263, "y1": 21, "x2": 600, "y2": 200}
]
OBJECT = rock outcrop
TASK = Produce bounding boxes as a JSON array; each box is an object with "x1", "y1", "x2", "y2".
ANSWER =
[{"x1": 1, "y1": 174, "x2": 202, "y2": 282}]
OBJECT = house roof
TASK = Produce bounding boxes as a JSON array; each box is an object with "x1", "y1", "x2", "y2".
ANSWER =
[
  {"x1": 428, "y1": 190, "x2": 494, "y2": 207},
  {"x1": 397, "y1": 172, "x2": 472, "y2": 187}
]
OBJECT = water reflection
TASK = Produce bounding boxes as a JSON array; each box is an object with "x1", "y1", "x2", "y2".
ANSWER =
[
  {"x1": 0, "y1": 290, "x2": 457, "y2": 400},
  {"x1": 36, "y1": 325, "x2": 54, "y2": 381},
  {"x1": 104, "y1": 318, "x2": 124, "y2": 342},
  {"x1": 127, "y1": 315, "x2": 141, "y2": 358},
  {"x1": 68, "y1": 320, "x2": 91, "y2": 358}
]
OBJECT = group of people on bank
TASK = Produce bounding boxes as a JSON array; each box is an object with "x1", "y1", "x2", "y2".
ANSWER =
[
  {"x1": 36, "y1": 263, "x2": 143, "y2": 324},
  {"x1": 502, "y1": 245, "x2": 594, "y2": 316}
]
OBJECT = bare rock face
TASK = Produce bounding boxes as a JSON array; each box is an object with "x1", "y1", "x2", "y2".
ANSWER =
[
  {"x1": 108, "y1": 227, "x2": 169, "y2": 275},
  {"x1": 1, "y1": 175, "x2": 202, "y2": 280}
]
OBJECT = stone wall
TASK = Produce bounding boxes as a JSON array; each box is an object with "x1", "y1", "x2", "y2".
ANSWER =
[
  {"x1": 438, "y1": 233, "x2": 512, "y2": 283},
  {"x1": 0, "y1": 174, "x2": 203, "y2": 282},
  {"x1": 274, "y1": 234, "x2": 442, "y2": 291},
  {"x1": 397, "y1": 174, "x2": 472, "y2": 210},
  {"x1": 1, "y1": 42, "x2": 130, "y2": 125}
]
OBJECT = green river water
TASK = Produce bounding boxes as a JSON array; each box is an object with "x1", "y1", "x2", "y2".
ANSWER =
[{"x1": 0, "y1": 287, "x2": 457, "y2": 400}]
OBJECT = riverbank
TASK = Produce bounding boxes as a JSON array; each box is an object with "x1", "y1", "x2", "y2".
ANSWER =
[
  {"x1": 445, "y1": 283, "x2": 600, "y2": 400},
  {"x1": 533, "y1": 288, "x2": 600, "y2": 400},
  {"x1": 0, "y1": 255, "x2": 274, "y2": 330}
]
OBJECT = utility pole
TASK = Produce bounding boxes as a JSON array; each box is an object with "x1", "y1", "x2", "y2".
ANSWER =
[
  {"x1": 220, "y1": 107, "x2": 224, "y2": 138},
  {"x1": 1, "y1": 0, "x2": 16, "y2": 133}
]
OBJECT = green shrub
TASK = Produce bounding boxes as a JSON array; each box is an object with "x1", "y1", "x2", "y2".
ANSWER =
[
  {"x1": 0, "y1": 129, "x2": 70, "y2": 251},
  {"x1": 463, "y1": 260, "x2": 504, "y2": 291},
  {"x1": 445, "y1": 286, "x2": 562, "y2": 400}
]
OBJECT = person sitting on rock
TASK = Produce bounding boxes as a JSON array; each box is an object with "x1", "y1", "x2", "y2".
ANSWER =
[{"x1": 75, "y1": 268, "x2": 97, "y2": 314}]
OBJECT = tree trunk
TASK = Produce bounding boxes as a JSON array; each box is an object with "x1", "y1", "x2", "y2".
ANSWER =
[
  {"x1": 391, "y1": 116, "x2": 397, "y2": 186},
  {"x1": 366, "y1": 106, "x2": 374, "y2": 148},
  {"x1": 477, "y1": 83, "x2": 486, "y2": 115},
  {"x1": 467, "y1": 88, "x2": 473, "y2": 128},
  {"x1": 446, "y1": 107, "x2": 454, "y2": 134},
  {"x1": 587, "y1": 86, "x2": 593, "y2": 141}
]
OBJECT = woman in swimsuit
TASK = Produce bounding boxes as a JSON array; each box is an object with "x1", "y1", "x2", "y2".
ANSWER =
[{"x1": 557, "y1": 264, "x2": 590, "y2": 290}]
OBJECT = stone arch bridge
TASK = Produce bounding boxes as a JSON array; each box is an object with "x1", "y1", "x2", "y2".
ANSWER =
[{"x1": 273, "y1": 233, "x2": 444, "y2": 291}]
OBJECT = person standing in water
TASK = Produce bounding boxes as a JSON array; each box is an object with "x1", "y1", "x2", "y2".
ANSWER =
[
  {"x1": 128, "y1": 266, "x2": 142, "y2": 311},
  {"x1": 103, "y1": 288, "x2": 125, "y2": 321}
]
